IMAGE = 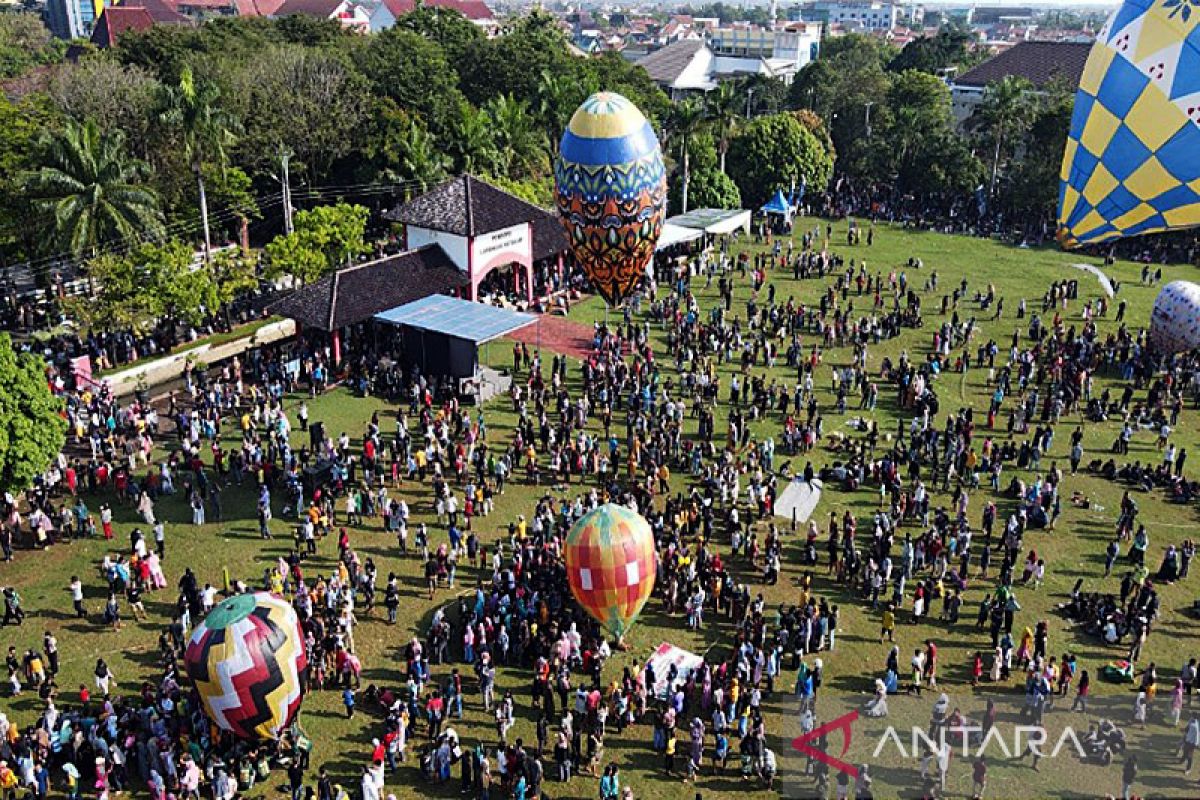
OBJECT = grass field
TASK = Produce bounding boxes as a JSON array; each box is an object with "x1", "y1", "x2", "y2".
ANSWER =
[{"x1": 4, "y1": 220, "x2": 1200, "y2": 799}]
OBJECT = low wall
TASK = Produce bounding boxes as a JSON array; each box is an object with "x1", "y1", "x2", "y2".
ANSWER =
[{"x1": 102, "y1": 318, "x2": 297, "y2": 398}]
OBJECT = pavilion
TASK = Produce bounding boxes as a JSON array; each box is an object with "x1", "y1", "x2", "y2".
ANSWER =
[{"x1": 383, "y1": 175, "x2": 569, "y2": 303}]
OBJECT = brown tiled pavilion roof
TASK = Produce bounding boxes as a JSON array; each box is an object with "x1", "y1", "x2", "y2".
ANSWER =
[
  {"x1": 955, "y1": 40, "x2": 1091, "y2": 89},
  {"x1": 270, "y1": 246, "x2": 467, "y2": 332},
  {"x1": 530, "y1": 213, "x2": 569, "y2": 262},
  {"x1": 384, "y1": 175, "x2": 557, "y2": 238}
]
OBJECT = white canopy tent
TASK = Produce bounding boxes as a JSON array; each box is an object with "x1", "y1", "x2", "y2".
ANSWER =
[
  {"x1": 656, "y1": 222, "x2": 705, "y2": 251},
  {"x1": 668, "y1": 207, "x2": 752, "y2": 236}
]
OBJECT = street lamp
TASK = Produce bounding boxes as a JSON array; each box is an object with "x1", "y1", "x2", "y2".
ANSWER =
[{"x1": 746, "y1": 87, "x2": 755, "y2": 118}]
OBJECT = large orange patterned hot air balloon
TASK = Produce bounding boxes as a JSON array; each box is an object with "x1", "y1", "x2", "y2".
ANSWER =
[
  {"x1": 564, "y1": 503, "x2": 656, "y2": 640},
  {"x1": 554, "y1": 92, "x2": 666, "y2": 306}
]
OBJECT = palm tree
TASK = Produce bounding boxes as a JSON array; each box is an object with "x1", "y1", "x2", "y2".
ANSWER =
[
  {"x1": 449, "y1": 100, "x2": 501, "y2": 175},
  {"x1": 708, "y1": 81, "x2": 743, "y2": 174},
  {"x1": 537, "y1": 70, "x2": 593, "y2": 154},
  {"x1": 669, "y1": 97, "x2": 705, "y2": 214},
  {"x1": 21, "y1": 118, "x2": 164, "y2": 257},
  {"x1": 395, "y1": 119, "x2": 450, "y2": 196},
  {"x1": 976, "y1": 76, "x2": 1035, "y2": 198},
  {"x1": 485, "y1": 94, "x2": 549, "y2": 179},
  {"x1": 159, "y1": 65, "x2": 239, "y2": 260}
]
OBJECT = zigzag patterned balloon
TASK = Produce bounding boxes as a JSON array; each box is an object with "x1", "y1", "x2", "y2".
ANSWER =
[
  {"x1": 555, "y1": 92, "x2": 667, "y2": 306},
  {"x1": 184, "y1": 592, "x2": 308, "y2": 740},
  {"x1": 1058, "y1": 0, "x2": 1200, "y2": 247}
]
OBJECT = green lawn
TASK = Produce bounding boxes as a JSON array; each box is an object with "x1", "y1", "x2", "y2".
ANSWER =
[{"x1": 5, "y1": 220, "x2": 1200, "y2": 799}]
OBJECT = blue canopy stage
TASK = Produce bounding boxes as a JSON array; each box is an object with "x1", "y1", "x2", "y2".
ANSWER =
[{"x1": 374, "y1": 295, "x2": 536, "y2": 379}]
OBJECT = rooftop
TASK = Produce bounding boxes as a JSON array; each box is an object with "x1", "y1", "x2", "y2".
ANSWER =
[
  {"x1": 637, "y1": 39, "x2": 707, "y2": 84},
  {"x1": 384, "y1": 175, "x2": 554, "y2": 238},
  {"x1": 374, "y1": 294, "x2": 535, "y2": 344},
  {"x1": 381, "y1": 0, "x2": 493, "y2": 21},
  {"x1": 954, "y1": 40, "x2": 1091, "y2": 89},
  {"x1": 91, "y1": 4, "x2": 187, "y2": 48},
  {"x1": 272, "y1": 0, "x2": 344, "y2": 18},
  {"x1": 270, "y1": 246, "x2": 468, "y2": 332}
]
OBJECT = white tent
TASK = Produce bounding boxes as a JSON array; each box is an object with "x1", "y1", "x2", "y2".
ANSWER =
[
  {"x1": 668, "y1": 207, "x2": 753, "y2": 236},
  {"x1": 656, "y1": 222, "x2": 705, "y2": 251}
]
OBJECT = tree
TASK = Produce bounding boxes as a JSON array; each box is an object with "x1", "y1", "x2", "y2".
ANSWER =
[
  {"x1": 360, "y1": 102, "x2": 450, "y2": 192},
  {"x1": 789, "y1": 35, "x2": 891, "y2": 180},
  {"x1": 975, "y1": 76, "x2": 1036, "y2": 197},
  {"x1": 536, "y1": 69, "x2": 593, "y2": 154},
  {"x1": 135, "y1": 240, "x2": 219, "y2": 328},
  {"x1": 0, "y1": 13, "x2": 65, "y2": 80},
  {"x1": 159, "y1": 65, "x2": 240, "y2": 260},
  {"x1": 887, "y1": 26, "x2": 973, "y2": 74},
  {"x1": 668, "y1": 97, "x2": 706, "y2": 214},
  {"x1": 447, "y1": 99, "x2": 500, "y2": 175},
  {"x1": 671, "y1": 168, "x2": 740, "y2": 211},
  {"x1": 484, "y1": 94, "x2": 548, "y2": 179},
  {"x1": 210, "y1": 248, "x2": 258, "y2": 308},
  {"x1": 706, "y1": 81, "x2": 742, "y2": 174},
  {"x1": 740, "y1": 74, "x2": 788, "y2": 117},
  {"x1": 353, "y1": 27, "x2": 464, "y2": 135},
  {"x1": 0, "y1": 336, "x2": 66, "y2": 495},
  {"x1": 485, "y1": 174, "x2": 554, "y2": 207},
  {"x1": 727, "y1": 113, "x2": 833, "y2": 208},
  {"x1": 264, "y1": 202, "x2": 369, "y2": 284},
  {"x1": 68, "y1": 252, "x2": 151, "y2": 332},
  {"x1": 226, "y1": 46, "x2": 366, "y2": 180},
  {"x1": 0, "y1": 94, "x2": 59, "y2": 265},
  {"x1": 1002, "y1": 82, "x2": 1074, "y2": 223},
  {"x1": 47, "y1": 58, "x2": 161, "y2": 157},
  {"x1": 202, "y1": 164, "x2": 260, "y2": 248},
  {"x1": 114, "y1": 24, "x2": 205, "y2": 84},
  {"x1": 21, "y1": 118, "x2": 164, "y2": 256},
  {"x1": 458, "y1": 11, "x2": 581, "y2": 110},
  {"x1": 395, "y1": 5, "x2": 483, "y2": 65}
]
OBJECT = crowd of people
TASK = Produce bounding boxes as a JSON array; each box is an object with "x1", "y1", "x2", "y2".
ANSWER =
[{"x1": 1, "y1": 216, "x2": 1199, "y2": 800}]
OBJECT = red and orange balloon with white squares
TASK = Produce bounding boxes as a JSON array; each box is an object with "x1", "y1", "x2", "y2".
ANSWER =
[{"x1": 564, "y1": 503, "x2": 657, "y2": 639}]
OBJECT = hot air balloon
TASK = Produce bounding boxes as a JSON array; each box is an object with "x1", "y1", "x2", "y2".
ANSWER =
[
  {"x1": 554, "y1": 92, "x2": 667, "y2": 306},
  {"x1": 1150, "y1": 280, "x2": 1200, "y2": 354},
  {"x1": 1058, "y1": 0, "x2": 1200, "y2": 248},
  {"x1": 184, "y1": 592, "x2": 308, "y2": 740},
  {"x1": 564, "y1": 503, "x2": 656, "y2": 643}
]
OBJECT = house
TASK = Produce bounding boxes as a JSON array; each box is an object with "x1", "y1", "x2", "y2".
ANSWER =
[
  {"x1": 170, "y1": 0, "x2": 289, "y2": 17},
  {"x1": 89, "y1": 0, "x2": 189, "y2": 48},
  {"x1": 637, "y1": 22, "x2": 821, "y2": 97},
  {"x1": 950, "y1": 39, "x2": 1091, "y2": 124},
  {"x1": 638, "y1": 39, "x2": 717, "y2": 96},
  {"x1": 367, "y1": 0, "x2": 496, "y2": 35},
  {"x1": 801, "y1": 2, "x2": 900, "y2": 32},
  {"x1": 273, "y1": 0, "x2": 370, "y2": 32}
]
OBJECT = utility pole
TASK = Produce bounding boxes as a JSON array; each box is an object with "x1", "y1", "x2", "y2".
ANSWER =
[
  {"x1": 864, "y1": 101, "x2": 874, "y2": 139},
  {"x1": 280, "y1": 147, "x2": 294, "y2": 235}
]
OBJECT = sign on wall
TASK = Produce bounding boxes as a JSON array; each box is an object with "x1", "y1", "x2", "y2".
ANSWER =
[{"x1": 470, "y1": 224, "x2": 532, "y2": 275}]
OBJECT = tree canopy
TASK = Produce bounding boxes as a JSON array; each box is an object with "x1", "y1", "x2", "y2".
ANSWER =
[
  {"x1": 727, "y1": 113, "x2": 833, "y2": 208},
  {"x1": 0, "y1": 336, "x2": 66, "y2": 496}
]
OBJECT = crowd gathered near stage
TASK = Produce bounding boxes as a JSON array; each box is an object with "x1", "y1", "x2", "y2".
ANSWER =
[{"x1": 2, "y1": 220, "x2": 1200, "y2": 800}]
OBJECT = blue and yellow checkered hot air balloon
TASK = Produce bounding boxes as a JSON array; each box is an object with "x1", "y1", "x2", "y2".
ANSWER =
[
  {"x1": 554, "y1": 92, "x2": 667, "y2": 306},
  {"x1": 1058, "y1": 0, "x2": 1200, "y2": 248}
]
